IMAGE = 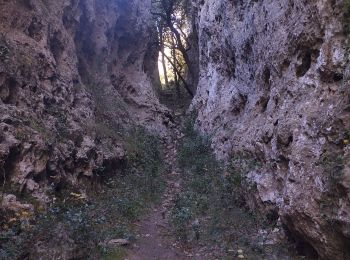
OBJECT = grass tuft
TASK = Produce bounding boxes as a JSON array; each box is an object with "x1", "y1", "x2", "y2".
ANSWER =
[{"x1": 0, "y1": 127, "x2": 165, "y2": 259}]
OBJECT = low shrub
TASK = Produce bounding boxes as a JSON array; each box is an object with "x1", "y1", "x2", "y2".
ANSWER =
[
  {"x1": 0, "y1": 127, "x2": 165, "y2": 259},
  {"x1": 0, "y1": 44, "x2": 9, "y2": 62},
  {"x1": 172, "y1": 114, "x2": 293, "y2": 258}
]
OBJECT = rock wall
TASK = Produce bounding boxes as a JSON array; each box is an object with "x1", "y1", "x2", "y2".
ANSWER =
[
  {"x1": 2, "y1": 0, "x2": 350, "y2": 258},
  {"x1": 191, "y1": 0, "x2": 350, "y2": 259},
  {"x1": 0, "y1": 0, "x2": 168, "y2": 202}
]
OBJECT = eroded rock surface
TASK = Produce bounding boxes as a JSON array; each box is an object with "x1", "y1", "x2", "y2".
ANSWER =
[
  {"x1": 191, "y1": 0, "x2": 350, "y2": 259},
  {"x1": 1, "y1": 0, "x2": 350, "y2": 259},
  {"x1": 0, "y1": 0, "x2": 169, "y2": 200}
]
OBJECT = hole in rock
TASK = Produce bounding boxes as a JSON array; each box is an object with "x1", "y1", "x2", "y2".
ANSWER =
[
  {"x1": 231, "y1": 93, "x2": 247, "y2": 115},
  {"x1": 295, "y1": 239, "x2": 319, "y2": 259},
  {"x1": 296, "y1": 50, "x2": 312, "y2": 77},
  {"x1": 263, "y1": 66, "x2": 271, "y2": 85},
  {"x1": 320, "y1": 70, "x2": 345, "y2": 83},
  {"x1": 256, "y1": 95, "x2": 270, "y2": 112},
  {"x1": 33, "y1": 173, "x2": 43, "y2": 184},
  {"x1": 1, "y1": 77, "x2": 18, "y2": 104},
  {"x1": 265, "y1": 208, "x2": 279, "y2": 224},
  {"x1": 50, "y1": 31, "x2": 65, "y2": 61},
  {"x1": 282, "y1": 218, "x2": 319, "y2": 259},
  {"x1": 1, "y1": 146, "x2": 20, "y2": 183},
  {"x1": 333, "y1": 73, "x2": 344, "y2": 82}
]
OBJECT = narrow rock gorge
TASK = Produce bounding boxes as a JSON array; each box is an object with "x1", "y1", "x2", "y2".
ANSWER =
[{"x1": 1, "y1": 0, "x2": 350, "y2": 259}]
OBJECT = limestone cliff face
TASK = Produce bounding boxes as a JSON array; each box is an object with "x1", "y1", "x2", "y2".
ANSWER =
[
  {"x1": 2, "y1": 0, "x2": 350, "y2": 258},
  {"x1": 0, "y1": 0, "x2": 167, "y2": 201},
  {"x1": 191, "y1": 0, "x2": 350, "y2": 259}
]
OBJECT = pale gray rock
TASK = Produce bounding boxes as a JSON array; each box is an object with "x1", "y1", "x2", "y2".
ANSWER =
[{"x1": 191, "y1": 0, "x2": 350, "y2": 258}]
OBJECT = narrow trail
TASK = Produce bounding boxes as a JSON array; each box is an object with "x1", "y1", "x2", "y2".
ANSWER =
[
  {"x1": 123, "y1": 132, "x2": 312, "y2": 260},
  {"x1": 123, "y1": 111, "x2": 305, "y2": 260},
  {"x1": 124, "y1": 106, "x2": 213, "y2": 260},
  {"x1": 125, "y1": 129, "x2": 196, "y2": 260}
]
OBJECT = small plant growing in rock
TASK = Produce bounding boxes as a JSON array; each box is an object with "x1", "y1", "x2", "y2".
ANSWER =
[
  {"x1": 316, "y1": 147, "x2": 348, "y2": 224},
  {"x1": 0, "y1": 45, "x2": 9, "y2": 62},
  {"x1": 343, "y1": 0, "x2": 350, "y2": 35},
  {"x1": 317, "y1": 150, "x2": 345, "y2": 190},
  {"x1": 345, "y1": 0, "x2": 350, "y2": 15}
]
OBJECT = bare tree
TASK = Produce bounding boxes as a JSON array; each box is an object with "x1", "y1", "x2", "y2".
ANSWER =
[
  {"x1": 158, "y1": 22, "x2": 169, "y2": 88},
  {"x1": 151, "y1": 0, "x2": 194, "y2": 97},
  {"x1": 171, "y1": 34, "x2": 180, "y2": 98}
]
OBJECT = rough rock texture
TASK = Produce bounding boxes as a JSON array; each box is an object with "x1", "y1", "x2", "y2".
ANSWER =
[
  {"x1": 0, "y1": 0, "x2": 168, "y2": 201},
  {"x1": 191, "y1": 0, "x2": 350, "y2": 259},
  {"x1": 2, "y1": 0, "x2": 350, "y2": 259}
]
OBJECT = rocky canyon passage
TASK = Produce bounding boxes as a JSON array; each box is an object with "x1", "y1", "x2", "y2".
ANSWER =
[{"x1": 1, "y1": 0, "x2": 350, "y2": 259}]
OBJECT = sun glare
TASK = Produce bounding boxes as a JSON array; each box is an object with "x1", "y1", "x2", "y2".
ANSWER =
[{"x1": 158, "y1": 47, "x2": 175, "y2": 87}]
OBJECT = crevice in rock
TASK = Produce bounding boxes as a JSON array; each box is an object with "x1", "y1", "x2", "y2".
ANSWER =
[
  {"x1": 295, "y1": 49, "x2": 312, "y2": 77},
  {"x1": 1, "y1": 146, "x2": 20, "y2": 184},
  {"x1": 256, "y1": 95, "x2": 270, "y2": 113},
  {"x1": 231, "y1": 93, "x2": 248, "y2": 115},
  {"x1": 27, "y1": 17, "x2": 43, "y2": 41},
  {"x1": 1, "y1": 77, "x2": 18, "y2": 104},
  {"x1": 319, "y1": 70, "x2": 344, "y2": 83},
  {"x1": 294, "y1": 238, "x2": 319, "y2": 259},
  {"x1": 263, "y1": 66, "x2": 271, "y2": 85},
  {"x1": 49, "y1": 31, "x2": 65, "y2": 62},
  {"x1": 263, "y1": 205, "x2": 280, "y2": 225},
  {"x1": 282, "y1": 222, "x2": 319, "y2": 259},
  {"x1": 241, "y1": 36, "x2": 253, "y2": 62}
]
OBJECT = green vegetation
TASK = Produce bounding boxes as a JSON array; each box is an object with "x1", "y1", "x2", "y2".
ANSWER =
[
  {"x1": 86, "y1": 120, "x2": 122, "y2": 140},
  {"x1": 345, "y1": 0, "x2": 350, "y2": 16},
  {"x1": 316, "y1": 127, "x2": 349, "y2": 192},
  {"x1": 171, "y1": 114, "x2": 295, "y2": 258},
  {"x1": 317, "y1": 150, "x2": 345, "y2": 190},
  {"x1": 122, "y1": 127, "x2": 166, "y2": 203},
  {"x1": 172, "y1": 114, "x2": 255, "y2": 242},
  {"x1": 151, "y1": 0, "x2": 195, "y2": 97},
  {"x1": 316, "y1": 147, "x2": 347, "y2": 222},
  {"x1": 0, "y1": 127, "x2": 165, "y2": 259},
  {"x1": 344, "y1": 0, "x2": 350, "y2": 35},
  {"x1": 83, "y1": 79, "x2": 127, "y2": 140},
  {"x1": 29, "y1": 118, "x2": 50, "y2": 136},
  {"x1": 44, "y1": 105, "x2": 72, "y2": 140},
  {"x1": 0, "y1": 44, "x2": 9, "y2": 62}
]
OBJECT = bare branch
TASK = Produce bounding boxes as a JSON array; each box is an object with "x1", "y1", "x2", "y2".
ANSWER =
[{"x1": 163, "y1": 52, "x2": 193, "y2": 97}]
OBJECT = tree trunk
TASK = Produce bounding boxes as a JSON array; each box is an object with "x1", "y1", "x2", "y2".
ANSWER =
[
  {"x1": 159, "y1": 25, "x2": 169, "y2": 88},
  {"x1": 167, "y1": 21, "x2": 192, "y2": 77},
  {"x1": 163, "y1": 52, "x2": 193, "y2": 97},
  {"x1": 171, "y1": 34, "x2": 180, "y2": 98}
]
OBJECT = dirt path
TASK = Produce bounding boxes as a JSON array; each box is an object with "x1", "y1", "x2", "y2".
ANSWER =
[
  {"x1": 123, "y1": 109, "x2": 311, "y2": 260},
  {"x1": 123, "y1": 125, "x2": 304, "y2": 260},
  {"x1": 125, "y1": 134, "x2": 196, "y2": 260},
  {"x1": 126, "y1": 173, "x2": 187, "y2": 260}
]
